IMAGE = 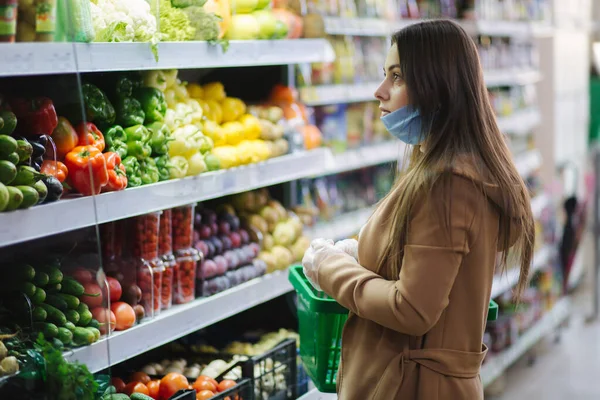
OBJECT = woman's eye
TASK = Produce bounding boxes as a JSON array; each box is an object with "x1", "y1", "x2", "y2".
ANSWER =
[{"x1": 393, "y1": 73, "x2": 401, "y2": 81}]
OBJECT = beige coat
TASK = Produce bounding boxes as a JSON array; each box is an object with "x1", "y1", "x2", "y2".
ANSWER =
[{"x1": 317, "y1": 165, "x2": 522, "y2": 399}]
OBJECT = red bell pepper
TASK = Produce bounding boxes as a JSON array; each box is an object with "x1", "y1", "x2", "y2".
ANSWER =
[
  {"x1": 10, "y1": 97, "x2": 58, "y2": 136},
  {"x1": 76, "y1": 122, "x2": 105, "y2": 152},
  {"x1": 51, "y1": 117, "x2": 79, "y2": 159},
  {"x1": 40, "y1": 160, "x2": 68, "y2": 183},
  {"x1": 64, "y1": 145, "x2": 108, "y2": 196},
  {"x1": 102, "y1": 152, "x2": 128, "y2": 192}
]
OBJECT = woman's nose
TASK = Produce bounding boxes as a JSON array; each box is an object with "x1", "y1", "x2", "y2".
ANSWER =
[{"x1": 374, "y1": 80, "x2": 389, "y2": 102}]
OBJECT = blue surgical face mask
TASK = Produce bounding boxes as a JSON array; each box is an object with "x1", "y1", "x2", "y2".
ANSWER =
[{"x1": 381, "y1": 105, "x2": 425, "y2": 145}]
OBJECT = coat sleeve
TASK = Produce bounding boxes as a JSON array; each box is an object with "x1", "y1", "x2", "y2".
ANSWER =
[{"x1": 317, "y1": 177, "x2": 479, "y2": 336}]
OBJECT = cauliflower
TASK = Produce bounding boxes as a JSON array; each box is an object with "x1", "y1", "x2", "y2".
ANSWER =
[
  {"x1": 183, "y1": 6, "x2": 221, "y2": 41},
  {"x1": 91, "y1": 0, "x2": 159, "y2": 43}
]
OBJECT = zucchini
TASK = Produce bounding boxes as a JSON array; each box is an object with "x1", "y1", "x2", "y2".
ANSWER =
[
  {"x1": 35, "y1": 322, "x2": 58, "y2": 339},
  {"x1": 72, "y1": 327, "x2": 95, "y2": 346},
  {"x1": 61, "y1": 277, "x2": 85, "y2": 296},
  {"x1": 59, "y1": 293, "x2": 80, "y2": 309},
  {"x1": 57, "y1": 327, "x2": 73, "y2": 345},
  {"x1": 38, "y1": 303, "x2": 67, "y2": 326},
  {"x1": 65, "y1": 309, "x2": 80, "y2": 324},
  {"x1": 45, "y1": 294, "x2": 68, "y2": 310},
  {"x1": 33, "y1": 271, "x2": 49, "y2": 287},
  {"x1": 31, "y1": 287, "x2": 46, "y2": 304}
]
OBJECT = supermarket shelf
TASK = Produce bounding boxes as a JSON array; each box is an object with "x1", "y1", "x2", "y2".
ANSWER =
[
  {"x1": 64, "y1": 269, "x2": 294, "y2": 373},
  {"x1": 490, "y1": 244, "x2": 553, "y2": 299},
  {"x1": 514, "y1": 149, "x2": 542, "y2": 178},
  {"x1": 0, "y1": 40, "x2": 335, "y2": 77},
  {"x1": 481, "y1": 297, "x2": 571, "y2": 387},
  {"x1": 300, "y1": 81, "x2": 378, "y2": 106},
  {"x1": 0, "y1": 149, "x2": 332, "y2": 248},
  {"x1": 496, "y1": 108, "x2": 541, "y2": 135},
  {"x1": 484, "y1": 69, "x2": 542, "y2": 87},
  {"x1": 306, "y1": 206, "x2": 375, "y2": 240},
  {"x1": 320, "y1": 142, "x2": 405, "y2": 176},
  {"x1": 323, "y1": 17, "x2": 552, "y2": 38}
]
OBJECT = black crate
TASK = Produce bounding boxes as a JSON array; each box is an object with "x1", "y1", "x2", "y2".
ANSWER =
[
  {"x1": 212, "y1": 378, "x2": 253, "y2": 400},
  {"x1": 241, "y1": 339, "x2": 297, "y2": 400},
  {"x1": 170, "y1": 389, "x2": 197, "y2": 400}
]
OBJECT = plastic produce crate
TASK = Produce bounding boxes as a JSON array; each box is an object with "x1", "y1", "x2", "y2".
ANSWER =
[
  {"x1": 241, "y1": 338, "x2": 298, "y2": 400},
  {"x1": 288, "y1": 265, "x2": 347, "y2": 393}
]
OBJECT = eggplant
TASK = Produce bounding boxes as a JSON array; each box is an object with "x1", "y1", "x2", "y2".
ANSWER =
[
  {"x1": 30, "y1": 141, "x2": 45, "y2": 158},
  {"x1": 42, "y1": 176, "x2": 63, "y2": 203}
]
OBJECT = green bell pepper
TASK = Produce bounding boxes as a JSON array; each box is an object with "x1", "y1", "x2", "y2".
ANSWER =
[
  {"x1": 110, "y1": 73, "x2": 143, "y2": 98},
  {"x1": 140, "y1": 158, "x2": 160, "y2": 185},
  {"x1": 115, "y1": 97, "x2": 145, "y2": 127},
  {"x1": 122, "y1": 156, "x2": 142, "y2": 188},
  {"x1": 127, "y1": 141, "x2": 152, "y2": 160},
  {"x1": 134, "y1": 87, "x2": 167, "y2": 123},
  {"x1": 154, "y1": 155, "x2": 172, "y2": 181},
  {"x1": 104, "y1": 125, "x2": 127, "y2": 148},
  {"x1": 146, "y1": 122, "x2": 171, "y2": 156},
  {"x1": 81, "y1": 83, "x2": 116, "y2": 126},
  {"x1": 108, "y1": 140, "x2": 128, "y2": 159},
  {"x1": 124, "y1": 125, "x2": 150, "y2": 143}
]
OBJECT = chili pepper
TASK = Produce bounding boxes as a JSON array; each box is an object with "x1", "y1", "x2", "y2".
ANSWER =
[
  {"x1": 134, "y1": 87, "x2": 168, "y2": 124},
  {"x1": 103, "y1": 152, "x2": 128, "y2": 192},
  {"x1": 81, "y1": 83, "x2": 116, "y2": 126},
  {"x1": 63, "y1": 145, "x2": 108, "y2": 196},
  {"x1": 139, "y1": 158, "x2": 159, "y2": 185},
  {"x1": 154, "y1": 155, "x2": 172, "y2": 182},
  {"x1": 124, "y1": 125, "x2": 150, "y2": 143},
  {"x1": 10, "y1": 97, "x2": 58, "y2": 136},
  {"x1": 40, "y1": 160, "x2": 68, "y2": 183},
  {"x1": 104, "y1": 125, "x2": 129, "y2": 159},
  {"x1": 115, "y1": 97, "x2": 145, "y2": 127},
  {"x1": 127, "y1": 141, "x2": 152, "y2": 160},
  {"x1": 147, "y1": 122, "x2": 171, "y2": 156},
  {"x1": 122, "y1": 156, "x2": 142, "y2": 188},
  {"x1": 76, "y1": 122, "x2": 105, "y2": 152},
  {"x1": 51, "y1": 117, "x2": 78, "y2": 159}
]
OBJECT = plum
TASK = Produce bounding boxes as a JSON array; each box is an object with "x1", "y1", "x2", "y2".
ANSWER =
[
  {"x1": 193, "y1": 230, "x2": 200, "y2": 243},
  {"x1": 194, "y1": 213, "x2": 203, "y2": 227},
  {"x1": 229, "y1": 215, "x2": 241, "y2": 232},
  {"x1": 194, "y1": 240, "x2": 210, "y2": 258},
  {"x1": 198, "y1": 225, "x2": 212, "y2": 240},
  {"x1": 201, "y1": 259, "x2": 219, "y2": 279},
  {"x1": 219, "y1": 235, "x2": 233, "y2": 252},
  {"x1": 209, "y1": 222, "x2": 219, "y2": 237},
  {"x1": 223, "y1": 250, "x2": 240, "y2": 270},
  {"x1": 229, "y1": 232, "x2": 242, "y2": 249},
  {"x1": 252, "y1": 259, "x2": 267, "y2": 276},
  {"x1": 218, "y1": 221, "x2": 231, "y2": 236},
  {"x1": 213, "y1": 255, "x2": 228, "y2": 275},
  {"x1": 248, "y1": 242, "x2": 261, "y2": 258},
  {"x1": 235, "y1": 248, "x2": 250, "y2": 265},
  {"x1": 201, "y1": 209, "x2": 217, "y2": 224},
  {"x1": 210, "y1": 237, "x2": 223, "y2": 255},
  {"x1": 239, "y1": 229, "x2": 250, "y2": 245}
]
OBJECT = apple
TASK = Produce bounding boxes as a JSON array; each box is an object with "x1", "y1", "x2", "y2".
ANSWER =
[
  {"x1": 231, "y1": 0, "x2": 259, "y2": 14},
  {"x1": 254, "y1": 10, "x2": 278, "y2": 39},
  {"x1": 107, "y1": 277, "x2": 122, "y2": 302},
  {"x1": 226, "y1": 14, "x2": 260, "y2": 40},
  {"x1": 229, "y1": 232, "x2": 242, "y2": 248}
]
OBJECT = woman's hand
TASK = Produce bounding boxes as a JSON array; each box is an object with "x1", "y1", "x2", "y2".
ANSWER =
[
  {"x1": 334, "y1": 239, "x2": 359, "y2": 260},
  {"x1": 302, "y1": 238, "x2": 343, "y2": 291}
]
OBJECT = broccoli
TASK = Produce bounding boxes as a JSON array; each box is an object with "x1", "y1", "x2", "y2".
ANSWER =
[{"x1": 183, "y1": 6, "x2": 221, "y2": 41}]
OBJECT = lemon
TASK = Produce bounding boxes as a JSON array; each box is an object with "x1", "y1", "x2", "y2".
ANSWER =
[
  {"x1": 221, "y1": 97, "x2": 247, "y2": 123},
  {"x1": 202, "y1": 82, "x2": 226, "y2": 101},
  {"x1": 222, "y1": 121, "x2": 244, "y2": 146},
  {"x1": 203, "y1": 120, "x2": 226, "y2": 146},
  {"x1": 212, "y1": 146, "x2": 239, "y2": 169},
  {"x1": 239, "y1": 114, "x2": 262, "y2": 140},
  {"x1": 205, "y1": 100, "x2": 223, "y2": 124}
]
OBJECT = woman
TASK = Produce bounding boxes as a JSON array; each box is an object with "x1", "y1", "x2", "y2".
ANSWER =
[{"x1": 302, "y1": 20, "x2": 534, "y2": 399}]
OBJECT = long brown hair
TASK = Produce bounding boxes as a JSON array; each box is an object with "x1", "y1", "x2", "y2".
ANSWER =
[{"x1": 378, "y1": 20, "x2": 535, "y2": 299}]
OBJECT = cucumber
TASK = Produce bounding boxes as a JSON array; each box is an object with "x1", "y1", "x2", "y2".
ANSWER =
[
  {"x1": 101, "y1": 394, "x2": 130, "y2": 400},
  {"x1": 131, "y1": 393, "x2": 155, "y2": 400},
  {"x1": 31, "y1": 287, "x2": 46, "y2": 304},
  {"x1": 5, "y1": 186, "x2": 22, "y2": 211},
  {"x1": 0, "y1": 182, "x2": 7, "y2": 211},
  {"x1": 87, "y1": 327, "x2": 100, "y2": 341},
  {"x1": 64, "y1": 321, "x2": 76, "y2": 332},
  {"x1": 52, "y1": 338, "x2": 64, "y2": 350},
  {"x1": 32, "y1": 307, "x2": 47, "y2": 322},
  {"x1": 38, "y1": 303, "x2": 67, "y2": 326},
  {"x1": 32, "y1": 180, "x2": 47, "y2": 204},
  {"x1": 61, "y1": 277, "x2": 85, "y2": 296},
  {"x1": 15, "y1": 140, "x2": 32, "y2": 163},
  {"x1": 45, "y1": 294, "x2": 68, "y2": 310},
  {"x1": 59, "y1": 293, "x2": 80, "y2": 309},
  {"x1": 35, "y1": 322, "x2": 58, "y2": 339},
  {"x1": 0, "y1": 135, "x2": 17, "y2": 157},
  {"x1": 0, "y1": 111, "x2": 17, "y2": 136},
  {"x1": 20, "y1": 282, "x2": 36, "y2": 297},
  {"x1": 57, "y1": 327, "x2": 73, "y2": 345},
  {"x1": 45, "y1": 267, "x2": 63, "y2": 285},
  {"x1": 12, "y1": 166, "x2": 42, "y2": 186},
  {"x1": 65, "y1": 309, "x2": 80, "y2": 324},
  {"x1": 14, "y1": 264, "x2": 36, "y2": 281},
  {"x1": 46, "y1": 283, "x2": 62, "y2": 293},
  {"x1": 0, "y1": 160, "x2": 16, "y2": 185},
  {"x1": 4, "y1": 152, "x2": 18, "y2": 165},
  {"x1": 76, "y1": 302, "x2": 89, "y2": 313},
  {"x1": 16, "y1": 185, "x2": 39, "y2": 209},
  {"x1": 33, "y1": 271, "x2": 49, "y2": 287},
  {"x1": 72, "y1": 327, "x2": 95, "y2": 346},
  {"x1": 78, "y1": 310, "x2": 93, "y2": 327}
]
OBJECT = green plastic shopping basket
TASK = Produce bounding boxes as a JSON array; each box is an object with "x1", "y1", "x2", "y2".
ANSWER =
[{"x1": 289, "y1": 265, "x2": 499, "y2": 393}]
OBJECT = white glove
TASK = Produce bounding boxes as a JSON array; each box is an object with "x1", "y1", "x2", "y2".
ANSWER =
[
  {"x1": 334, "y1": 239, "x2": 359, "y2": 260},
  {"x1": 302, "y1": 238, "x2": 337, "y2": 291}
]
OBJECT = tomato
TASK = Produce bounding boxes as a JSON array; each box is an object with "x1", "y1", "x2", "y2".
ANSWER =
[
  {"x1": 91, "y1": 307, "x2": 116, "y2": 335},
  {"x1": 71, "y1": 268, "x2": 94, "y2": 284},
  {"x1": 193, "y1": 379, "x2": 217, "y2": 392},
  {"x1": 217, "y1": 380, "x2": 236, "y2": 392},
  {"x1": 110, "y1": 301, "x2": 136, "y2": 331},
  {"x1": 129, "y1": 371, "x2": 151, "y2": 385},
  {"x1": 146, "y1": 380, "x2": 160, "y2": 399},
  {"x1": 196, "y1": 390, "x2": 215, "y2": 400},
  {"x1": 81, "y1": 282, "x2": 103, "y2": 308},
  {"x1": 196, "y1": 375, "x2": 219, "y2": 390},
  {"x1": 107, "y1": 276, "x2": 123, "y2": 302},
  {"x1": 159, "y1": 373, "x2": 189, "y2": 400},
  {"x1": 123, "y1": 382, "x2": 150, "y2": 396},
  {"x1": 110, "y1": 377, "x2": 126, "y2": 393}
]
